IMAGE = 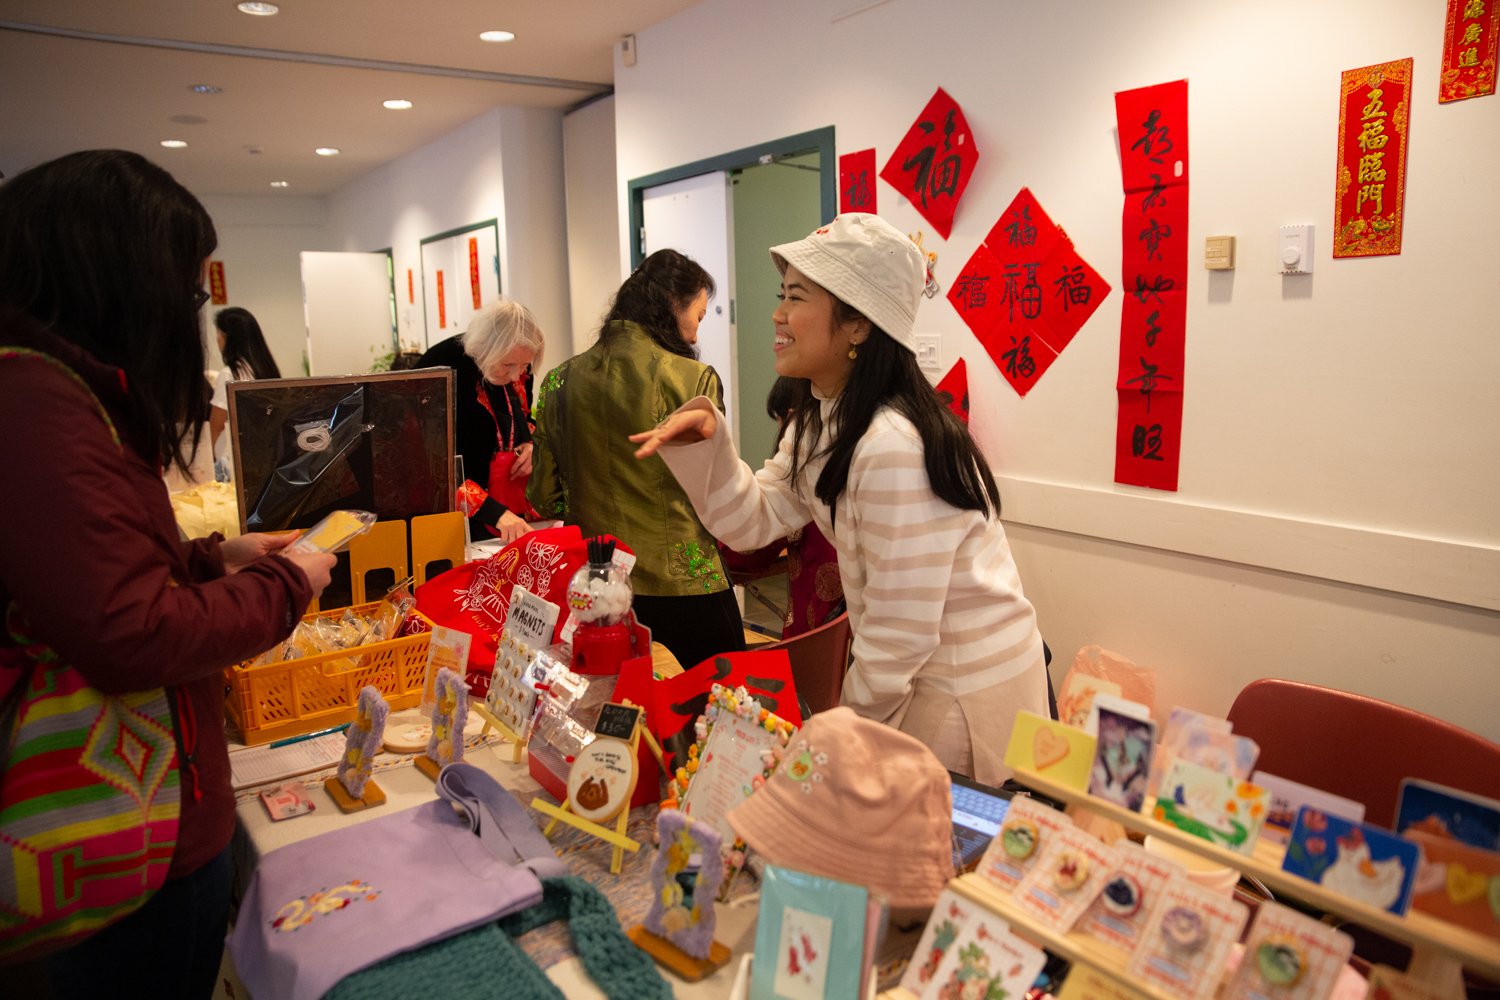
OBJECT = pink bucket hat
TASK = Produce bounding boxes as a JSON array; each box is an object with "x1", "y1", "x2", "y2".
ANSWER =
[
  {"x1": 726, "y1": 707, "x2": 955, "y2": 909},
  {"x1": 769, "y1": 213, "x2": 926, "y2": 354}
]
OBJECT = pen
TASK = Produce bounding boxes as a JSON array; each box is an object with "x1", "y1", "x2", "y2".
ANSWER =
[{"x1": 269, "y1": 723, "x2": 350, "y2": 749}]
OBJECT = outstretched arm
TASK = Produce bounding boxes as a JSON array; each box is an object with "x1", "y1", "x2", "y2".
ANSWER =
[{"x1": 628, "y1": 406, "x2": 719, "y2": 459}]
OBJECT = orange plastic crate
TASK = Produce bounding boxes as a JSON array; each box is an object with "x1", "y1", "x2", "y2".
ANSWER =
[{"x1": 224, "y1": 602, "x2": 431, "y2": 745}]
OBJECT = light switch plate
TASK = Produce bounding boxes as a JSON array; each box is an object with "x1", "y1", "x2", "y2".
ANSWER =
[
  {"x1": 914, "y1": 334, "x2": 941, "y2": 374},
  {"x1": 1204, "y1": 235, "x2": 1235, "y2": 270}
]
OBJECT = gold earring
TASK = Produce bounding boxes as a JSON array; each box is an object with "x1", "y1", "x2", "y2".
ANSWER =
[{"x1": 847, "y1": 346, "x2": 859, "y2": 361}]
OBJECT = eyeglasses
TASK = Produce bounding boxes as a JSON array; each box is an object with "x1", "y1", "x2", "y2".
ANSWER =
[{"x1": 193, "y1": 288, "x2": 211, "y2": 311}]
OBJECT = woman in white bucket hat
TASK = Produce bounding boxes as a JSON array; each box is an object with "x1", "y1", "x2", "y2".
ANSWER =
[{"x1": 632, "y1": 213, "x2": 1047, "y2": 784}]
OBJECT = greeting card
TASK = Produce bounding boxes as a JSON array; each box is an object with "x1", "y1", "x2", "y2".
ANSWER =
[
  {"x1": 976, "y1": 794, "x2": 1074, "y2": 893},
  {"x1": 1146, "y1": 713, "x2": 1258, "y2": 800},
  {"x1": 1405, "y1": 828, "x2": 1500, "y2": 940},
  {"x1": 1003, "y1": 711, "x2": 1096, "y2": 791},
  {"x1": 1126, "y1": 877, "x2": 1248, "y2": 999},
  {"x1": 1220, "y1": 899, "x2": 1353, "y2": 1000},
  {"x1": 1089, "y1": 706, "x2": 1156, "y2": 812},
  {"x1": 1013, "y1": 826, "x2": 1123, "y2": 933},
  {"x1": 1363, "y1": 964, "x2": 1452, "y2": 1000},
  {"x1": 1282, "y1": 807, "x2": 1419, "y2": 916},
  {"x1": 1396, "y1": 778, "x2": 1500, "y2": 851},
  {"x1": 921, "y1": 916, "x2": 1047, "y2": 1000},
  {"x1": 750, "y1": 866, "x2": 867, "y2": 1000},
  {"x1": 1152, "y1": 758, "x2": 1269, "y2": 855},
  {"x1": 1252, "y1": 771, "x2": 1366, "y2": 847},
  {"x1": 900, "y1": 887, "x2": 983, "y2": 994},
  {"x1": 1079, "y1": 840, "x2": 1184, "y2": 952}
]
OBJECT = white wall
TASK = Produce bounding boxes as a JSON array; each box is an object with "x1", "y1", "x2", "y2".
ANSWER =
[
  {"x1": 564, "y1": 96, "x2": 624, "y2": 357},
  {"x1": 324, "y1": 106, "x2": 571, "y2": 358},
  {"x1": 617, "y1": 0, "x2": 1500, "y2": 739},
  {"x1": 200, "y1": 194, "x2": 332, "y2": 376}
]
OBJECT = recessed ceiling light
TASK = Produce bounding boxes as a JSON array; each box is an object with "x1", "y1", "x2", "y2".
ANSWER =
[
  {"x1": 190, "y1": 84, "x2": 223, "y2": 95},
  {"x1": 270, "y1": 181, "x2": 290, "y2": 188},
  {"x1": 382, "y1": 99, "x2": 413, "y2": 110},
  {"x1": 160, "y1": 139, "x2": 188, "y2": 149},
  {"x1": 314, "y1": 147, "x2": 340, "y2": 156},
  {"x1": 479, "y1": 30, "x2": 515, "y2": 43},
  {"x1": 237, "y1": 2, "x2": 279, "y2": 15}
]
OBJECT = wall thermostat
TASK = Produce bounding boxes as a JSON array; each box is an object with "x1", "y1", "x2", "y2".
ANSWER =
[{"x1": 1279, "y1": 224, "x2": 1314, "y2": 275}]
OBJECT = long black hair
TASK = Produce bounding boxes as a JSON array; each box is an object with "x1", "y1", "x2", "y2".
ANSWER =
[
  {"x1": 0, "y1": 150, "x2": 217, "y2": 474},
  {"x1": 214, "y1": 306, "x2": 282, "y2": 380},
  {"x1": 783, "y1": 304, "x2": 1001, "y2": 520},
  {"x1": 600, "y1": 249, "x2": 714, "y2": 359}
]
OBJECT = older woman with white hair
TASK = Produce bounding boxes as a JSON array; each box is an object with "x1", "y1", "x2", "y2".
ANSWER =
[{"x1": 418, "y1": 297, "x2": 545, "y2": 543}]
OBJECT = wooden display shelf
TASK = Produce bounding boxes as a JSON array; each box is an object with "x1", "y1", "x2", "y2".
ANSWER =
[{"x1": 1003, "y1": 765, "x2": 1500, "y2": 987}]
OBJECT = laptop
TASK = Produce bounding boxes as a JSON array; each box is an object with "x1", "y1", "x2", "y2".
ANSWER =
[{"x1": 948, "y1": 770, "x2": 1015, "y2": 874}]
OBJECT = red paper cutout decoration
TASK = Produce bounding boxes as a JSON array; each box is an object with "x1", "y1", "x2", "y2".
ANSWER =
[
  {"x1": 839, "y1": 148, "x2": 877, "y2": 214},
  {"x1": 947, "y1": 187, "x2": 1110, "y2": 397},
  {"x1": 880, "y1": 88, "x2": 978, "y2": 239},
  {"x1": 1114, "y1": 80, "x2": 1189, "y2": 493},
  {"x1": 1440, "y1": 0, "x2": 1498, "y2": 102},
  {"x1": 934, "y1": 358, "x2": 970, "y2": 425},
  {"x1": 1332, "y1": 59, "x2": 1413, "y2": 258}
]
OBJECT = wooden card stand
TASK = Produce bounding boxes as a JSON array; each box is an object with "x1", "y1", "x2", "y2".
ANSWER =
[
  {"x1": 626, "y1": 925, "x2": 732, "y2": 982},
  {"x1": 414, "y1": 754, "x2": 442, "y2": 781},
  {"x1": 324, "y1": 776, "x2": 386, "y2": 813},
  {"x1": 470, "y1": 699, "x2": 526, "y2": 763}
]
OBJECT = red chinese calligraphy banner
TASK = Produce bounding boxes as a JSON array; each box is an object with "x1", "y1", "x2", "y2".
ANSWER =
[
  {"x1": 839, "y1": 148, "x2": 877, "y2": 214},
  {"x1": 879, "y1": 88, "x2": 978, "y2": 239},
  {"x1": 208, "y1": 260, "x2": 228, "y2": 306},
  {"x1": 407, "y1": 268, "x2": 415, "y2": 305},
  {"x1": 1441, "y1": 0, "x2": 1499, "y2": 102},
  {"x1": 1332, "y1": 58, "x2": 1412, "y2": 258},
  {"x1": 1114, "y1": 80, "x2": 1188, "y2": 493},
  {"x1": 947, "y1": 187, "x2": 1111, "y2": 397},
  {"x1": 468, "y1": 236, "x2": 482, "y2": 309},
  {"x1": 934, "y1": 358, "x2": 969, "y2": 425},
  {"x1": 436, "y1": 270, "x2": 447, "y2": 330}
]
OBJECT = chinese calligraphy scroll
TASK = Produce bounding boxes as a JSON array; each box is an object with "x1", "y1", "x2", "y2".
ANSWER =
[
  {"x1": 1114, "y1": 80, "x2": 1188, "y2": 492},
  {"x1": 468, "y1": 236, "x2": 482, "y2": 310},
  {"x1": 934, "y1": 358, "x2": 970, "y2": 425},
  {"x1": 839, "y1": 148, "x2": 877, "y2": 214},
  {"x1": 947, "y1": 187, "x2": 1110, "y2": 397},
  {"x1": 1333, "y1": 58, "x2": 1412, "y2": 258},
  {"x1": 1441, "y1": 0, "x2": 1498, "y2": 102},
  {"x1": 880, "y1": 88, "x2": 978, "y2": 239}
]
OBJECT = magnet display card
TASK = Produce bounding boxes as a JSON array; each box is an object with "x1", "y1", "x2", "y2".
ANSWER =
[
  {"x1": 1013, "y1": 826, "x2": 1123, "y2": 934},
  {"x1": 900, "y1": 887, "x2": 987, "y2": 995},
  {"x1": 1126, "y1": 877, "x2": 1248, "y2": 999},
  {"x1": 1079, "y1": 840, "x2": 1184, "y2": 953},
  {"x1": 1220, "y1": 900, "x2": 1353, "y2": 1000},
  {"x1": 922, "y1": 916, "x2": 1047, "y2": 1000}
]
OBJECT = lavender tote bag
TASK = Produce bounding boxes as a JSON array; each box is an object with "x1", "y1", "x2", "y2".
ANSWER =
[{"x1": 230, "y1": 764, "x2": 564, "y2": 1000}]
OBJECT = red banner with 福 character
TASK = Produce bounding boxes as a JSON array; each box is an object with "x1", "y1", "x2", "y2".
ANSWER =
[
  {"x1": 1332, "y1": 58, "x2": 1412, "y2": 259},
  {"x1": 1440, "y1": 0, "x2": 1499, "y2": 103},
  {"x1": 468, "y1": 236, "x2": 482, "y2": 309}
]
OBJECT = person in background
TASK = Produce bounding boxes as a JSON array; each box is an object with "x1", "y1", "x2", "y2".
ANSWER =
[
  {"x1": 719, "y1": 376, "x2": 844, "y2": 639},
  {"x1": 529, "y1": 250, "x2": 746, "y2": 670},
  {"x1": 207, "y1": 305, "x2": 281, "y2": 473},
  {"x1": 417, "y1": 298, "x2": 545, "y2": 545},
  {"x1": 0, "y1": 149, "x2": 334, "y2": 997},
  {"x1": 631, "y1": 214, "x2": 1048, "y2": 783}
]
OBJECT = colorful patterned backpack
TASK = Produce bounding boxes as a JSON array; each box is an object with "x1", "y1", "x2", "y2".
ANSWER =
[{"x1": 0, "y1": 347, "x2": 182, "y2": 962}]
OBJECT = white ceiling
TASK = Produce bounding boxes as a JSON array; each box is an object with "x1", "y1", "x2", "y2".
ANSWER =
[{"x1": 0, "y1": 0, "x2": 700, "y2": 196}]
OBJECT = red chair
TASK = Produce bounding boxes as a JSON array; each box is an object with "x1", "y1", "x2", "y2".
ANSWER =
[
  {"x1": 1225, "y1": 678, "x2": 1500, "y2": 828},
  {"x1": 758, "y1": 611, "x2": 852, "y2": 717}
]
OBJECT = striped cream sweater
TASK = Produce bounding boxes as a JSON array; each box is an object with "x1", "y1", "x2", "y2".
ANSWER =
[{"x1": 658, "y1": 395, "x2": 1048, "y2": 784}]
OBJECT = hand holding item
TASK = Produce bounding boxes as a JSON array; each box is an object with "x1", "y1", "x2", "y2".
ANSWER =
[
  {"x1": 629, "y1": 407, "x2": 718, "y2": 459},
  {"x1": 281, "y1": 549, "x2": 336, "y2": 599},
  {"x1": 496, "y1": 509, "x2": 530, "y2": 544},
  {"x1": 221, "y1": 530, "x2": 297, "y2": 573},
  {"x1": 509, "y1": 442, "x2": 533, "y2": 479}
]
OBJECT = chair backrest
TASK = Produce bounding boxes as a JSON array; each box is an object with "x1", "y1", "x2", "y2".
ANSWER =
[
  {"x1": 759, "y1": 611, "x2": 852, "y2": 716},
  {"x1": 1226, "y1": 678, "x2": 1500, "y2": 829}
]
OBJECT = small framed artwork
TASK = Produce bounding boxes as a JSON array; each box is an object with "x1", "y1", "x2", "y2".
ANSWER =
[{"x1": 750, "y1": 865, "x2": 867, "y2": 1000}]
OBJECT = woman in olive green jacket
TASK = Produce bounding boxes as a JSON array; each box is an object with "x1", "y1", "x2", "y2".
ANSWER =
[{"x1": 528, "y1": 250, "x2": 745, "y2": 669}]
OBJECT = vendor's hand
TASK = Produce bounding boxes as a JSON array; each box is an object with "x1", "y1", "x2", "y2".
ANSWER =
[
  {"x1": 221, "y1": 531, "x2": 297, "y2": 574},
  {"x1": 630, "y1": 408, "x2": 717, "y2": 459},
  {"x1": 495, "y1": 509, "x2": 530, "y2": 544},
  {"x1": 510, "y1": 442, "x2": 533, "y2": 479},
  {"x1": 281, "y1": 550, "x2": 336, "y2": 599}
]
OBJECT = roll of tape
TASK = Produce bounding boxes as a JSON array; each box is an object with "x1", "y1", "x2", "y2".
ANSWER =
[{"x1": 296, "y1": 426, "x2": 331, "y2": 452}]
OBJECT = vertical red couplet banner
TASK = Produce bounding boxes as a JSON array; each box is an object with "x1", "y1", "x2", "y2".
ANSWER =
[
  {"x1": 436, "y1": 270, "x2": 447, "y2": 330},
  {"x1": 1440, "y1": 0, "x2": 1499, "y2": 102},
  {"x1": 207, "y1": 261, "x2": 228, "y2": 305},
  {"x1": 468, "y1": 236, "x2": 482, "y2": 309},
  {"x1": 838, "y1": 148, "x2": 877, "y2": 214},
  {"x1": 407, "y1": 269, "x2": 414, "y2": 305},
  {"x1": 1113, "y1": 80, "x2": 1188, "y2": 492},
  {"x1": 1332, "y1": 58, "x2": 1413, "y2": 258}
]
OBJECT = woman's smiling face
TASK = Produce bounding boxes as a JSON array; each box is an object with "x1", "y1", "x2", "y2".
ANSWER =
[{"x1": 771, "y1": 265, "x2": 867, "y2": 396}]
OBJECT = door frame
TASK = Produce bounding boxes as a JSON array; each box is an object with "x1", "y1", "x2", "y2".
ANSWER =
[{"x1": 626, "y1": 127, "x2": 837, "y2": 268}]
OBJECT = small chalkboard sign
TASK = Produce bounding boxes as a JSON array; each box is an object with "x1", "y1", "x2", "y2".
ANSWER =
[{"x1": 594, "y1": 702, "x2": 642, "y2": 740}]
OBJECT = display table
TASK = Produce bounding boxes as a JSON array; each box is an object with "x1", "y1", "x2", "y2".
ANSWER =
[{"x1": 226, "y1": 649, "x2": 756, "y2": 999}]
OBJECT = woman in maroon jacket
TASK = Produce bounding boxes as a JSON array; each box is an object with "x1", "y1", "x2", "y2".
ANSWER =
[{"x1": 0, "y1": 150, "x2": 335, "y2": 998}]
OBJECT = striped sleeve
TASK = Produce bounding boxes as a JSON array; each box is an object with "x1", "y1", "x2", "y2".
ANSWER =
[{"x1": 656, "y1": 396, "x2": 811, "y2": 553}]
